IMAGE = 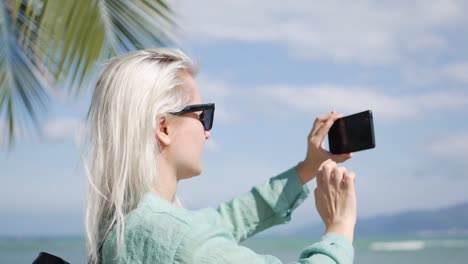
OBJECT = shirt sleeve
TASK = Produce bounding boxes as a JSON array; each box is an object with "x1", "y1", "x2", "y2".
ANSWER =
[
  {"x1": 215, "y1": 165, "x2": 311, "y2": 242},
  {"x1": 174, "y1": 227, "x2": 354, "y2": 264}
]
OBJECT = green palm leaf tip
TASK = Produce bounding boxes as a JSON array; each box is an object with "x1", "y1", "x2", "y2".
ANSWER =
[
  {"x1": 39, "y1": 0, "x2": 177, "y2": 95},
  {"x1": 1, "y1": 0, "x2": 49, "y2": 148},
  {"x1": 1, "y1": 0, "x2": 176, "y2": 147}
]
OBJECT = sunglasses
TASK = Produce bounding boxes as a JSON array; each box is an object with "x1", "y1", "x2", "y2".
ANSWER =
[{"x1": 169, "y1": 103, "x2": 215, "y2": 131}]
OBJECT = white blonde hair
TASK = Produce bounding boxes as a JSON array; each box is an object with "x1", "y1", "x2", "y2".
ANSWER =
[{"x1": 81, "y1": 48, "x2": 197, "y2": 263}]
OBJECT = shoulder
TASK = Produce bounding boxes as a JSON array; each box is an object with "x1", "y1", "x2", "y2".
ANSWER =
[
  {"x1": 104, "y1": 196, "x2": 195, "y2": 263},
  {"x1": 105, "y1": 193, "x2": 236, "y2": 262},
  {"x1": 125, "y1": 205, "x2": 232, "y2": 263},
  {"x1": 126, "y1": 194, "x2": 231, "y2": 239},
  {"x1": 126, "y1": 196, "x2": 195, "y2": 242},
  {"x1": 127, "y1": 204, "x2": 190, "y2": 236}
]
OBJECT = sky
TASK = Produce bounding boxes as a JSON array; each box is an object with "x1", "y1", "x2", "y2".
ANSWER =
[{"x1": 1, "y1": 0, "x2": 468, "y2": 237}]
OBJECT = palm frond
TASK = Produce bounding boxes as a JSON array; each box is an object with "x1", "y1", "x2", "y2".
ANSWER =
[
  {"x1": 1, "y1": 0, "x2": 177, "y2": 146},
  {"x1": 0, "y1": 0, "x2": 49, "y2": 148},
  {"x1": 35, "y1": 0, "x2": 177, "y2": 95}
]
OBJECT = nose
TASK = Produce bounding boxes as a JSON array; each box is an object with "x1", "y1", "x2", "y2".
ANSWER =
[{"x1": 204, "y1": 130, "x2": 211, "y2": 140}]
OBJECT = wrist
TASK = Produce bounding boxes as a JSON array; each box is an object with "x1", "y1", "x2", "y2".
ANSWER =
[
  {"x1": 296, "y1": 160, "x2": 320, "y2": 185},
  {"x1": 325, "y1": 222, "x2": 355, "y2": 242}
]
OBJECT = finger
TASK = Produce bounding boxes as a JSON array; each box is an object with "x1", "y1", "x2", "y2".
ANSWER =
[
  {"x1": 322, "y1": 159, "x2": 336, "y2": 171},
  {"x1": 316, "y1": 171, "x2": 327, "y2": 190},
  {"x1": 312, "y1": 112, "x2": 334, "y2": 133},
  {"x1": 314, "y1": 113, "x2": 343, "y2": 144},
  {"x1": 342, "y1": 171, "x2": 356, "y2": 189},
  {"x1": 321, "y1": 160, "x2": 336, "y2": 183},
  {"x1": 311, "y1": 113, "x2": 333, "y2": 135},
  {"x1": 311, "y1": 122, "x2": 324, "y2": 137},
  {"x1": 318, "y1": 159, "x2": 332, "y2": 171},
  {"x1": 332, "y1": 167, "x2": 346, "y2": 185},
  {"x1": 330, "y1": 167, "x2": 343, "y2": 185},
  {"x1": 331, "y1": 153, "x2": 353, "y2": 163},
  {"x1": 316, "y1": 111, "x2": 336, "y2": 123},
  {"x1": 316, "y1": 168, "x2": 325, "y2": 189}
]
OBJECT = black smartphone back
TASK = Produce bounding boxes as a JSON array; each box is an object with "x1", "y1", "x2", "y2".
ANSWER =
[{"x1": 328, "y1": 110, "x2": 375, "y2": 154}]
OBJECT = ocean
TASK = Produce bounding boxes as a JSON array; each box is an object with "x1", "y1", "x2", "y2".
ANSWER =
[{"x1": 1, "y1": 236, "x2": 468, "y2": 263}]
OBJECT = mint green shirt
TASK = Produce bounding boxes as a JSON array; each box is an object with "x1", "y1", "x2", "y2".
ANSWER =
[{"x1": 102, "y1": 166, "x2": 354, "y2": 263}]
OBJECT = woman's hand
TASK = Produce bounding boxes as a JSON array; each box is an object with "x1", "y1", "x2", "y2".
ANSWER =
[
  {"x1": 296, "y1": 111, "x2": 352, "y2": 184},
  {"x1": 315, "y1": 160, "x2": 356, "y2": 242}
]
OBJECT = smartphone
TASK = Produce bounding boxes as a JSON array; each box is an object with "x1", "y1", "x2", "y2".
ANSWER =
[{"x1": 328, "y1": 110, "x2": 375, "y2": 154}]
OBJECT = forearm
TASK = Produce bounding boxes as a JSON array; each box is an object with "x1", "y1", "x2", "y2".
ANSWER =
[
  {"x1": 296, "y1": 160, "x2": 321, "y2": 185},
  {"x1": 216, "y1": 166, "x2": 310, "y2": 242}
]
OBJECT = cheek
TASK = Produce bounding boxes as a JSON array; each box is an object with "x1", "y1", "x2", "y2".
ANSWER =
[
  {"x1": 173, "y1": 124, "x2": 205, "y2": 157},
  {"x1": 171, "y1": 128, "x2": 205, "y2": 177}
]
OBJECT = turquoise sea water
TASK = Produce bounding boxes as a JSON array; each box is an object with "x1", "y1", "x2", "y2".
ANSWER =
[{"x1": 2, "y1": 236, "x2": 468, "y2": 263}]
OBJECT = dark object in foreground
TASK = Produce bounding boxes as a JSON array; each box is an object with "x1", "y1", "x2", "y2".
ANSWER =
[
  {"x1": 328, "y1": 110, "x2": 376, "y2": 154},
  {"x1": 32, "y1": 252, "x2": 70, "y2": 264}
]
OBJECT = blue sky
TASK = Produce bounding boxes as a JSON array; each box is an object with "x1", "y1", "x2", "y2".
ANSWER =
[{"x1": 1, "y1": 0, "x2": 468, "y2": 236}]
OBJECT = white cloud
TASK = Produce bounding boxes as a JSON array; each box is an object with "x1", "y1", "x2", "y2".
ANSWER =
[
  {"x1": 255, "y1": 84, "x2": 468, "y2": 121},
  {"x1": 442, "y1": 62, "x2": 468, "y2": 84},
  {"x1": 402, "y1": 61, "x2": 468, "y2": 87},
  {"x1": 43, "y1": 118, "x2": 81, "y2": 142},
  {"x1": 427, "y1": 132, "x2": 468, "y2": 161},
  {"x1": 174, "y1": 0, "x2": 466, "y2": 64}
]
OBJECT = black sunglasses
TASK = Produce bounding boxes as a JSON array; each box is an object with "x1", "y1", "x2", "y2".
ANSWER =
[{"x1": 169, "y1": 103, "x2": 215, "y2": 131}]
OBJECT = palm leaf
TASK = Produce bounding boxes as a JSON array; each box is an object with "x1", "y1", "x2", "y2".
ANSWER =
[
  {"x1": 1, "y1": 0, "x2": 177, "y2": 147},
  {"x1": 0, "y1": 0, "x2": 49, "y2": 148},
  {"x1": 36, "y1": 0, "x2": 177, "y2": 94}
]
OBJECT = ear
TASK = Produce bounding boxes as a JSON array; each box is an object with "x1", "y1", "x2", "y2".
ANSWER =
[{"x1": 156, "y1": 116, "x2": 171, "y2": 147}]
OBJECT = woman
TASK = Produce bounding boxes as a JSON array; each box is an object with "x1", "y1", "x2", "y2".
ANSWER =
[{"x1": 83, "y1": 48, "x2": 356, "y2": 264}]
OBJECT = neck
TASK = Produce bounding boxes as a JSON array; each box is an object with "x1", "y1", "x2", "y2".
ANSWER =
[{"x1": 153, "y1": 154, "x2": 178, "y2": 204}]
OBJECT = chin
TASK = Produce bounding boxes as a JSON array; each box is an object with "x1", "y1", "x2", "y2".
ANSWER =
[
  {"x1": 181, "y1": 165, "x2": 202, "y2": 179},
  {"x1": 193, "y1": 164, "x2": 203, "y2": 176}
]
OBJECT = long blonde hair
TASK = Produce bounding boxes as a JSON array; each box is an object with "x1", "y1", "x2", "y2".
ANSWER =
[{"x1": 81, "y1": 49, "x2": 197, "y2": 263}]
